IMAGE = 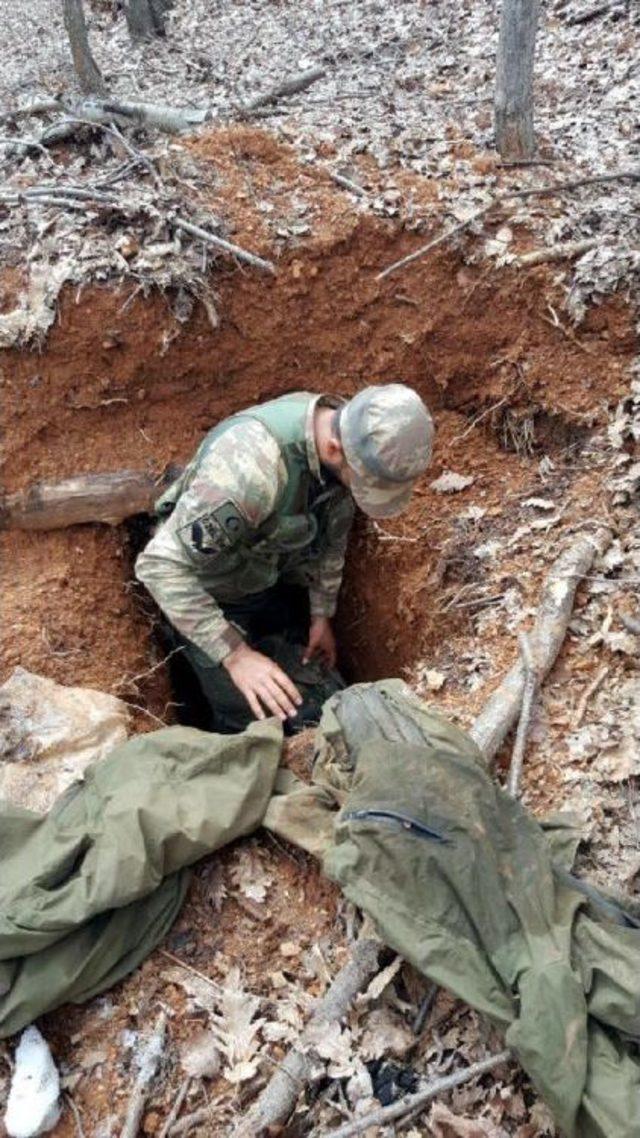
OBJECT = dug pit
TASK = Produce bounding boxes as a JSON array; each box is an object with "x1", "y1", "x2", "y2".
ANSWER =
[{"x1": 1, "y1": 220, "x2": 635, "y2": 730}]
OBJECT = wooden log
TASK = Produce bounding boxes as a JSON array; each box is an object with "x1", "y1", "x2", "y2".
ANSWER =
[
  {"x1": 515, "y1": 237, "x2": 599, "y2": 266},
  {"x1": 0, "y1": 469, "x2": 181, "y2": 531},
  {"x1": 495, "y1": 0, "x2": 541, "y2": 160},
  {"x1": 243, "y1": 67, "x2": 326, "y2": 112},
  {"x1": 469, "y1": 527, "x2": 611, "y2": 762},
  {"x1": 231, "y1": 939, "x2": 383, "y2": 1138}
]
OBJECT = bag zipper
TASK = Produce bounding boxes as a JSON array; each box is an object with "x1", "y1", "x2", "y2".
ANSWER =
[{"x1": 343, "y1": 808, "x2": 448, "y2": 844}]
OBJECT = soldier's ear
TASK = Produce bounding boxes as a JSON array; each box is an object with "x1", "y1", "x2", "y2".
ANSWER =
[{"x1": 325, "y1": 434, "x2": 344, "y2": 464}]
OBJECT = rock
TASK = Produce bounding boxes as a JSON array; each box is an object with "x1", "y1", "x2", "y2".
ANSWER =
[{"x1": 4, "y1": 1027, "x2": 61, "y2": 1138}]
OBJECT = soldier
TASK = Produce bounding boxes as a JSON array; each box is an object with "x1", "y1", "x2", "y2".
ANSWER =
[{"x1": 135, "y1": 384, "x2": 434, "y2": 733}]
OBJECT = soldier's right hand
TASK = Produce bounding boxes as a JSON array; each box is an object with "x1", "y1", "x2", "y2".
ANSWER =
[{"x1": 223, "y1": 643, "x2": 303, "y2": 723}]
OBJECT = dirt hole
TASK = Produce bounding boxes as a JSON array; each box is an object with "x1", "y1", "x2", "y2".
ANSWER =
[{"x1": 1, "y1": 226, "x2": 634, "y2": 728}]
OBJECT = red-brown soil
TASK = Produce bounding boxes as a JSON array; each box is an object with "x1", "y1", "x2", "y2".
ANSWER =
[{"x1": 0, "y1": 127, "x2": 637, "y2": 1137}]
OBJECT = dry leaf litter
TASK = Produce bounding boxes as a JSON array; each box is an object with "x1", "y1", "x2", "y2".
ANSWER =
[{"x1": 1, "y1": 2, "x2": 639, "y2": 1137}]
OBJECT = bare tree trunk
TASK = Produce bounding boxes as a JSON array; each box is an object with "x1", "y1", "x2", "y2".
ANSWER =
[
  {"x1": 63, "y1": 0, "x2": 106, "y2": 96},
  {"x1": 125, "y1": 0, "x2": 174, "y2": 38},
  {"x1": 494, "y1": 0, "x2": 540, "y2": 160}
]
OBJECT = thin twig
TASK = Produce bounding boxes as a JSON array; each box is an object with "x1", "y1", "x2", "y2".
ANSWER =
[
  {"x1": 543, "y1": 302, "x2": 595, "y2": 355},
  {"x1": 574, "y1": 664, "x2": 609, "y2": 728},
  {"x1": 234, "y1": 939, "x2": 383, "y2": 1137},
  {"x1": 173, "y1": 216, "x2": 276, "y2": 274},
  {"x1": 507, "y1": 632, "x2": 537, "y2": 798},
  {"x1": 122, "y1": 701, "x2": 170, "y2": 728},
  {"x1": 564, "y1": 2, "x2": 617, "y2": 25},
  {"x1": 60, "y1": 116, "x2": 163, "y2": 187},
  {"x1": 121, "y1": 1012, "x2": 167, "y2": 1138},
  {"x1": 0, "y1": 100, "x2": 62, "y2": 121},
  {"x1": 412, "y1": 982, "x2": 438, "y2": 1034},
  {"x1": 114, "y1": 646, "x2": 185, "y2": 696},
  {"x1": 377, "y1": 169, "x2": 640, "y2": 279},
  {"x1": 65, "y1": 1093, "x2": 86, "y2": 1138},
  {"x1": 377, "y1": 202, "x2": 495, "y2": 280},
  {"x1": 157, "y1": 949, "x2": 221, "y2": 991},
  {"x1": 449, "y1": 397, "x2": 508, "y2": 446},
  {"x1": 0, "y1": 183, "x2": 119, "y2": 203},
  {"x1": 159, "y1": 1077, "x2": 191, "y2": 1138},
  {"x1": 169, "y1": 1096, "x2": 226, "y2": 1137},
  {"x1": 318, "y1": 1051, "x2": 511, "y2": 1138}
]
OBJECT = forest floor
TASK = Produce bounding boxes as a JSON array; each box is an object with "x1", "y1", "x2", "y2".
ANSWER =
[{"x1": 0, "y1": 2, "x2": 639, "y2": 1137}]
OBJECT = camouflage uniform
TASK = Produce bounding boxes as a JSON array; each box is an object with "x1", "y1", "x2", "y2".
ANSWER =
[
  {"x1": 135, "y1": 384, "x2": 434, "y2": 732},
  {"x1": 135, "y1": 391, "x2": 354, "y2": 666}
]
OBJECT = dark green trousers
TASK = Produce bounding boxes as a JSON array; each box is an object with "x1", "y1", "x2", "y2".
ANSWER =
[{"x1": 165, "y1": 584, "x2": 345, "y2": 735}]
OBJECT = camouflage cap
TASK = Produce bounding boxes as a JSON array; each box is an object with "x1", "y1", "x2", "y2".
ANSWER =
[{"x1": 340, "y1": 384, "x2": 434, "y2": 518}]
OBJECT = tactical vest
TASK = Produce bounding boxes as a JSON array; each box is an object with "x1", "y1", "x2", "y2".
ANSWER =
[{"x1": 154, "y1": 392, "x2": 354, "y2": 599}]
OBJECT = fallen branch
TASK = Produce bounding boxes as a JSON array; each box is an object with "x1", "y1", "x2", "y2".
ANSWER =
[
  {"x1": 243, "y1": 66, "x2": 326, "y2": 112},
  {"x1": 41, "y1": 97, "x2": 211, "y2": 140},
  {"x1": 0, "y1": 185, "x2": 120, "y2": 209},
  {"x1": 507, "y1": 631, "x2": 538, "y2": 797},
  {"x1": 0, "y1": 99, "x2": 63, "y2": 122},
  {"x1": 564, "y1": 2, "x2": 620, "y2": 25},
  {"x1": 328, "y1": 170, "x2": 368, "y2": 197},
  {"x1": 61, "y1": 117, "x2": 164, "y2": 187},
  {"x1": 0, "y1": 469, "x2": 179, "y2": 531},
  {"x1": 0, "y1": 136, "x2": 53, "y2": 159},
  {"x1": 121, "y1": 1011, "x2": 167, "y2": 1138},
  {"x1": 377, "y1": 202, "x2": 495, "y2": 280},
  {"x1": 318, "y1": 1050, "x2": 512, "y2": 1138},
  {"x1": 515, "y1": 237, "x2": 599, "y2": 266},
  {"x1": 377, "y1": 169, "x2": 640, "y2": 279},
  {"x1": 470, "y1": 527, "x2": 611, "y2": 762},
  {"x1": 172, "y1": 216, "x2": 276, "y2": 274},
  {"x1": 233, "y1": 939, "x2": 383, "y2": 1137},
  {"x1": 158, "y1": 1077, "x2": 191, "y2": 1138},
  {"x1": 574, "y1": 663, "x2": 609, "y2": 727}
]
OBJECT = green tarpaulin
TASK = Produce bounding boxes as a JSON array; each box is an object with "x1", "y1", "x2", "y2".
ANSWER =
[
  {"x1": 1, "y1": 680, "x2": 638, "y2": 1137},
  {"x1": 0, "y1": 721, "x2": 281, "y2": 1036}
]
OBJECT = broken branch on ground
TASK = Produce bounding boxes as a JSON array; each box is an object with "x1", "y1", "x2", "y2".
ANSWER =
[
  {"x1": 377, "y1": 169, "x2": 639, "y2": 279},
  {"x1": 507, "y1": 631, "x2": 538, "y2": 797},
  {"x1": 232, "y1": 938, "x2": 383, "y2": 1137},
  {"x1": 470, "y1": 527, "x2": 611, "y2": 763},
  {"x1": 319, "y1": 1050, "x2": 512, "y2": 1138}
]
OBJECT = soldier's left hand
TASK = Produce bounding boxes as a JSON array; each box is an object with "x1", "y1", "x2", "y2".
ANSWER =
[{"x1": 303, "y1": 616, "x2": 337, "y2": 669}]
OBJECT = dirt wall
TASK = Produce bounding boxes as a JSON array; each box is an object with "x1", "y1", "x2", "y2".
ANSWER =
[{"x1": 1, "y1": 218, "x2": 636, "y2": 718}]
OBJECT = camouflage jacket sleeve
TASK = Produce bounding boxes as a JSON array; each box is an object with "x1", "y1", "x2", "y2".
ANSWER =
[
  {"x1": 135, "y1": 421, "x2": 286, "y2": 665},
  {"x1": 308, "y1": 496, "x2": 355, "y2": 619}
]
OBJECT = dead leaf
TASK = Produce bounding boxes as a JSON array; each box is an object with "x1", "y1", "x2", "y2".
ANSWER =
[
  {"x1": 363, "y1": 954, "x2": 403, "y2": 1001},
  {"x1": 430, "y1": 471, "x2": 475, "y2": 494},
  {"x1": 360, "y1": 1007, "x2": 414, "y2": 1059},
  {"x1": 210, "y1": 967, "x2": 264, "y2": 1084},
  {"x1": 305, "y1": 1021, "x2": 357, "y2": 1078},
  {"x1": 428, "y1": 1102, "x2": 496, "y2": 1137},
  {"x1": 162, "y1": 968, "x2": 219, "y2": 1014},
  {"x1": 229, "y1": 847, "x2": 273, "y2": 904}
]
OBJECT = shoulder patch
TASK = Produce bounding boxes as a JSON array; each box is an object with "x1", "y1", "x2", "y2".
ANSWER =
[{"x1": 179, "y1": 500, "x2": 249, "y2": 557}]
